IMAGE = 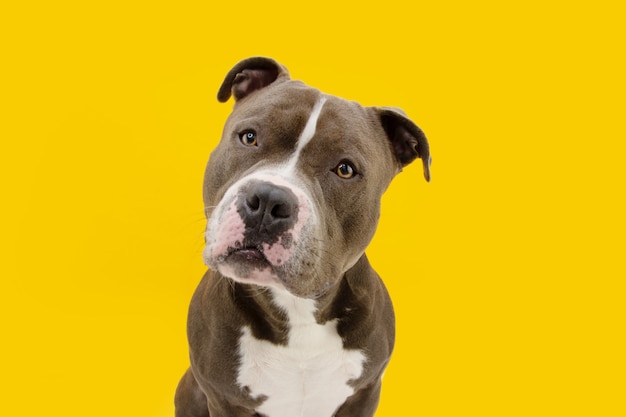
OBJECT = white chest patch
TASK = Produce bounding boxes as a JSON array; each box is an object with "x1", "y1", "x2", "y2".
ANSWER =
[{"x1": 236, "y1": 289, "x2": 366, "y2": 417}]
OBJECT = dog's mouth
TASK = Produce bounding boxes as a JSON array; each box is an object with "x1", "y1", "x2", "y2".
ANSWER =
[
  {"x1": 226, "y1": 244, "x2": 271, "y2": 269},
  {"x1": 215, "y1": 240, "x2": 329, "y2": 299},
  {"x1": 216, "y1": 243, "x2": 289, "y2": 290}
]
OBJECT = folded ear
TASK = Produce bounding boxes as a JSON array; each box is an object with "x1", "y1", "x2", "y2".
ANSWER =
[
  {"x1": 378, "y1": 107, "x2": 432, "y2": 182},
  {"x1": 217, "y1": 57, "x2": 290, "y2": 103}
]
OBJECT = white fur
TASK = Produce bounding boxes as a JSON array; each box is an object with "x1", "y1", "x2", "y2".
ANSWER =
[
  {"x1": 283, "y1": 96, "x2": 327, "y2": 174},
  {"x1": 237, "y1": 288, "x2": 366, "y2": 417}
]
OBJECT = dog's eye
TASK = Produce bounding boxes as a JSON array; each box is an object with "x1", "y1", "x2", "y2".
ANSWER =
[
  {"x1": 239, "y1": 130, "x2": 257, "y2": 147},
  {"x1": 333, "y1": 161, "x2": 356, "y2": 179}
]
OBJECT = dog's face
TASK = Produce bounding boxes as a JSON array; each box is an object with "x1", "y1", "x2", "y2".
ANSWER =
[{"x1": 202, "y1": 58, "x2": 430, "y2": 299}]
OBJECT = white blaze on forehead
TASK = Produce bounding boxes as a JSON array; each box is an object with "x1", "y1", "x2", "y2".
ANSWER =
[{"x1": 284, "y1": 96, "x2": 327, "y2": 174}]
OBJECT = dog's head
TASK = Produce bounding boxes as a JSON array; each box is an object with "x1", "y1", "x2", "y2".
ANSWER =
[{"x1": 202, "y1": 57, "x2": 430, "y2": 298}]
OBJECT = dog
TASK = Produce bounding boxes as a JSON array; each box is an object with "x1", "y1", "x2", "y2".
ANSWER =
[{"x1": 175, "y1": 57, "x2": 431, "y2": 417}]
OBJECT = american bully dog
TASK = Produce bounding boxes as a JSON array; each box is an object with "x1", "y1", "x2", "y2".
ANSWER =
[{"x1": 175, "y1": 57, "x2": 431, "y2": 417}]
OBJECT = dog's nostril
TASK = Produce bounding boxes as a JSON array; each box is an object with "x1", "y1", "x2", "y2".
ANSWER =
[
  {"x1": 246, "y1": 195, "x2": 261, "y2": 211},
  {"x1": 271, "y1": 202, "x2": 291, "y2": 219}
]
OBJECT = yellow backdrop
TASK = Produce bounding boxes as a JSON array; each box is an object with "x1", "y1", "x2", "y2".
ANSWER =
[{"x1": 2, "y1": 1, "x2": 624, "y2": 416}]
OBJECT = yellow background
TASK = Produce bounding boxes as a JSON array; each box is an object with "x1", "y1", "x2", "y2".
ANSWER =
[{"x1": 2, "y1": 1, "x2": 624, "y2": 416}]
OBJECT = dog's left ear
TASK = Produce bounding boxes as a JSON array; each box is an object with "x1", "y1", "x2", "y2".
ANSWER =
[
  {"x1": 217, "y1": 57, "x2": 290, "y2": 103},
  {"x1": 377, "y1": 107, "x2": 432, "y2": 182}
]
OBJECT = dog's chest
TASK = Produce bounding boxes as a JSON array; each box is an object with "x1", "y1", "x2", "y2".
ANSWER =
[{"x1": 236, "y1": 291, "x2": 365, "y2": 417}]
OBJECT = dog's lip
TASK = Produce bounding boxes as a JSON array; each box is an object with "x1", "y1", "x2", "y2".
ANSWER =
[
  {"x1": 232, "y1": 247, "x2": 265, "y2": 261},
  {"x1": 226, "y1": 245, "x2": 270, "y2": 265}
]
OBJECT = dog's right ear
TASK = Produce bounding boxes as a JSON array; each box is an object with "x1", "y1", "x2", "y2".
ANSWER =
[{"x1": 217, "y1": 57, "x2": 290, "y2": 103}]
